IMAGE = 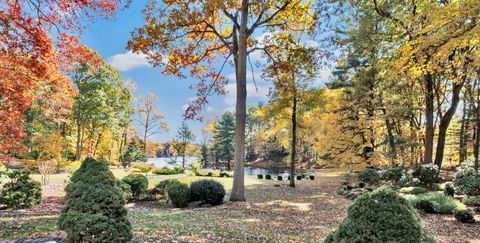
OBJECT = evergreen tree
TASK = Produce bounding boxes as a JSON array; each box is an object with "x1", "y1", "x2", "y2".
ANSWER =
[
  {"x1": 175, "y1": 121, "x2": 195, "y2": 168},
  {"x1": 214, "y1": 112, "x2": 236, "y2": 170}
]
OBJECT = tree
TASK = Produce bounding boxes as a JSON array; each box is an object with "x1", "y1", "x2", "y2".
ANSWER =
[
  {"x1": 0, "y1": 0, "x2": 128, "y2": 162},
  {"x1": 262, "y1": 35, "x2": 319, "y2": 187},
  {"x1": 214, "y1": 112, "x2": 236, "y2": 170},
  {"x1": 128, "y1": 0, "x2": 316, "y2": 201},
  {"x1": 175, "y1": 122, "x2": 195, "y2": 168},
  {"x1": 136, "y1": 93, "x2": 168, "y2": 154}
]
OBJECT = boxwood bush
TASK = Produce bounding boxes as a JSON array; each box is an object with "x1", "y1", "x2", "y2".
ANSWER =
[
  {"x1": 153, "y1": 166, "x2": 185, "y2": 175},
  {"x1": 444, "y1": 183, "x2": 455, "y2": 197},
  {"x1": 122, "y1": 174, "x2": 148, "y2": 200},
  {"x1": 277, "y1": 175, "x2": 283, "y2": 181},
  {"x1": 357, "y1": 168, "x2": 380, "y2": 185},
  {"x1": 58, "y1": 158, "x2": 132, "y2": 242},
  {"x1": 0, "y1": 170, "x2": 42, "y2": 209},
  {"x1": 153, "y1": 179, "x2": 180, "y2": 198},
  {"x1": 325, "y1": 187, "x2": 433, "y2": 243},
  {"x1": 190, "y1": 179, "x2": 225, "y2": 205},
  {"x1": 309, "y1": 175, "x2": 315, "y2": 180},
  {"x1": 116, "y1": 179, "x2": 133, "y2": 202},
  {"x1": 454, "y1": 210, "x2": 475, "y2": 224},
  {"x1": 257, "y1": 174, "x2": 263, "y2": 179},
  {"x1": 265, "y1": 174, "x2": 272, "y2": 180},
  {"x1": 166, "y1": 181, "x2": 190, "y2": 208},
  {"x1": 412, "y1": 164, "x2": 439, "y2": 187}
]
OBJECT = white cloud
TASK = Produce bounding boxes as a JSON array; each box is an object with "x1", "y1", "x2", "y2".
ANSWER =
[{"x1": 108, "y1": 51, "x2": 151, "y2": 72}]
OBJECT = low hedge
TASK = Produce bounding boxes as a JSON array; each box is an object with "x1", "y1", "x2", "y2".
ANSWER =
[{"x1": 153, "y1": 167, "x2": 185, "y2": 175}]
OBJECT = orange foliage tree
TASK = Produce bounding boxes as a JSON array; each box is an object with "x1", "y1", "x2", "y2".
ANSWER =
[{"x1": 0, "y1": 0, "x2": 129, "y2": 161}]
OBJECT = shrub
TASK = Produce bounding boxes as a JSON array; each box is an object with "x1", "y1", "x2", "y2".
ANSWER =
[
  {"x1": 358, "y1": 182, "x2": 365, "y2": 188},
  {"x1": 405, "y1": 192, "x2": 464, "y2": 214},
  {"x1": 153, "y1": 167, "x2": 185, "y2": 175},
  {"x1": 116, "y1": 180, "x2": 133, "y2": 202},
  {"x1": 277, "y1": 175, "x2": 283, "y2": 181},
  {"x1": 462, "y1": 196, "x2": 480, "y2": 206},
  {"x1": 414, "y1": 200, "x2": 435, "y2": 214},
  {"x1": 381, "y1": 166, "x2": 405, "y2": 183},
  {"x1": 207, "y1": 171, "x2": 213, "y2": 177},
  {"x1": 0, "y1": 170, "x2": 42, "y2": 209},
  {"x1": 190, "y1": 179, "x2": 225, "y2": 205},
  {"x1": 325, "y1": 187, "x2": 433, "y2": 243},
  {"x1": 190, "y1": 162, "x2": 203, "y2": 172},
  {"x1": 287, "y1": 176, "x2": 291, "y2": 180},
  {"x1": 257, "y1": 174, "x2": 263, "y2": 179},
  {"x1": 166, "y1": 182, "x2": 190, "y2": 208},
  {"x1": 454, "y1": 210, "x2": 475, "y2": 224},
  {"x1": 58, "y1": 158, "x2": 132, "y2": 242},
  {"x1": 309, "y1": 175, "x2": 315, "y2": 180},
  {"x1": 296, "y1": 175, "x2": 302, "y2": 180},
  {"x1": 456, "y1": 175, "x2": 480, "y2": 196},
  {"x1": 132, "y1": 162, "x2": 154, "y2": 175},
  {"x1": 153, "y1": 179, "x2": 180, "y2": 198},
  {"x1": 357, "y1": 168, "x2": 380, "y2": 185},
  {"x1": 412, "y1": 164, "x2": 439, "y2": 187},
  {"x1": 444, "y1": 183, "x2": 455, "y2": 197},
  {"x1": 122, "y1": 174, "x2": 148, "y2": 200},
  {"x1": 400, "y1": 187, "x2": 429, "y2": 195},
  {"x1": 265, "y1": 174, "x2": 272, "y2": 180},
  {"x1": 219, "y1": 171, "x2": 231, "y2": 177},
  {"x1": 195, "y1": 169, "x2": 210, "y2": 177}
]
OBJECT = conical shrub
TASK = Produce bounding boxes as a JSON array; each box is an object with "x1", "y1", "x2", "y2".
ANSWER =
[
  {"x1": 325, "y1": 187, "x2": 434, "y2": 243},
  {"x1": 58, "y1": 158, "x2": 132, "y2": 242}
]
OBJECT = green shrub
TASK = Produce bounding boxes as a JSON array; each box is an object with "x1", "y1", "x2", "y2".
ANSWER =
[
  {"x1": 167, "y1": 182, "x2": 190, "y2": 208},
  {"x1": 257, "y1": 174, "x2": 263, "y2": 179},
  {"x1": 296, "y1": 175, "x2": 302, "y2": 180},
  {"x1": 132, "y1": 162, "x2": 154, "y2": 174},
  {"x1": 195, "y1": 169, "x2": 210, "y2": 176},
  {"x1": 414, "y1": 200, "x2": 435, "y2": 214},
  {"x1": 116, "y1": 180, "x2": 133, "y2": 202},
  {"x1": 277, "y1": 175, "x2": 283, "y2": 181},
  {"x1": 0, "y1": 170, "x2": 42, "y2": 209},
  {"x1": 265, "y1": 174, "x2": 272, "y2": 180},
  {"x1": 454, "y1": 210, "x2": 475, "y2": 224},
  {"x1": 153, "y1": 167, "x2": 185, "y2": 175},
  {"x1": 190, "y1": 179, "x2": 225, "y2": 205},
  {"x1": 153, "y1": 179, "x2": 180, "y2": 197},
  {"x1": 358, "y1": 182, "x2": 365, "y2": 188},
  {"x1": 122, "y1": 174, "x2": 148, "y2": 200},
  {"x1": 462, "y1": 196, "x2": 480, "y2": 206},
  {"x1": 357, "y1": 168, "x2": 380, "y2": 185},
  {"x1": 412, "y1": 164, "x2": 439, "y2": 187},
  {"x1": 444, "y1": 183, "x2": 455, "y2": 197},
  {"x1": 219, "y1": 171, "x2": 231, "y2": 177},
  {"x1": 456, "y1": 175, "x2": 480, "y2": 196},
  {"x1": 190, "y1": 162, "x2": 203, "y2": 172},
  {"x1": 58, "y1": 158, "x2": 132, "y2": 242},
  {"x1": 404, "y1": 192, "x2": 465, "y2": 214},
  {"x1": 400, "y1": 187, "x2": 429, "y2": 195},
  {"x1": 309, "y1": 175, "x2": 315, "y2": 180},
  {"x1": 381, "y1": 166, "x2": 405, "y2": 183},
  {"x1": 325, "y1": 187, "x2": 433, "y2": 243}
]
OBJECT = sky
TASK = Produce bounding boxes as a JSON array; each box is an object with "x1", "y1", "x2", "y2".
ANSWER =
[{"x1": 79, "y1": 1, "x2": 334, "y2": 142}]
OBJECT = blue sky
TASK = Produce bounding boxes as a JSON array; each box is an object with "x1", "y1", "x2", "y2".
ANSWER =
[{"x1": 79, "y1": 1, "x2": 333, "y2": 142}]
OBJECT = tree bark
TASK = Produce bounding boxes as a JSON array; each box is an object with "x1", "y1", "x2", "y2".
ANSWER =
[
  {"x1": 75, "y1": 121, "x2": 83, "y2": 161},
  {"x1": 434, "y1": 81, "x2": 465, "y2": 170},
  {"x1": 424, "y1": 73, "x2": 435, "y2": 165},
  {"x1": 230, "y1": 0, "x2": 248, "y2": 202},
  {"x1": 474, "y1": 78, "x2": 480, "y2": 171},
  {"x1": 290, "y1": 91, "x2": 297, "y2": 188},
  {"x1": 459, "y1": 98, "x2": 468, "y2": 163}
]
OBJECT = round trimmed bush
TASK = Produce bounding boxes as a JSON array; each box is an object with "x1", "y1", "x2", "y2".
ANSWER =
[
  {"x1": 0, "y1": 170, "x2": 42, "y2": 209},
  {"x1": 154, "y1": 179, "x2": 180, "y2": 197},
  {"x1": 382, "y1": 166, "x2": 405, "y2": 183},
  {"x1": 414, "y1": 200, "x2": 435, "y2": 214},
  {"x1": 190, "y1": 179, "x2": 225, "y2": 205},
  {"x1": 444, "y1": 183, "x2": 455, "y2": 197},
  {"x1": 454, "y1": 210, "x2": 475, "y2": 224},
  {"x1": 167, "y1": 181, "x2": 190, "y2": 208},
  {"x1": 309, "y1": 175, "x2": 315, "y2": 180},
  {"x1": 296, "y1": 175, "x2": 302, "y2": 180},
  {"x1": 412, "y1": 164, "x2": 438, "y2": 186},
  {"x1": 116, "y1": 180, "x2": 133, "y2": 202},
  {"x1": 122, "y1": 173, "x2": 148, "y2": 200},
  {"x1": 257, "y1": 174, "x2": 263, "y2": 179},
  {"x1": 357, "y1": 168, "x2": 380, "y2": 185},
  {"x1": 58, "y1": 158, "x2": 132, "y2": 242},
  {"x1": 277, "y1": 175, "x2": 283, "y2": 181},
  {"x1": 325, "y1": 187, "x2": 433, "y2": 243},
  {"x1": 265, "y1": 174, "x2": 272, "y2": 180}
]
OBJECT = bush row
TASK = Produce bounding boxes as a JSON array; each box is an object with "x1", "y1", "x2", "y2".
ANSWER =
[
  {"x1": 153, "y1": 166, "x2": 185, "y2": 175},
  {"x1": 257, "y1": 174, "x2": 315, "y2": 181},
  {"x1": 161, "y1": 179, "x2": 226, "y2": 208}
]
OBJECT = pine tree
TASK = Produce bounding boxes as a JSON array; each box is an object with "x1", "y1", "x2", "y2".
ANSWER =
[{"x1": 214, "y1": 112, "x2": 236, "y2": 170}]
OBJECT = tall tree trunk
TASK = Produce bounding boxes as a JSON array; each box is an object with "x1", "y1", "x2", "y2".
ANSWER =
[
  {"x1": 230, "y1": 0, "x2": 248, "y2": 202},
  {"x1": 459, "y1": 98, "x2": 468, "y2": 163},
  {"x1": 75, "y1": 121, "x2": 83, "y2": 161},
  {"x1": 434, "y1": 81, "x2": 465, "y2": 170},
  {"x1": 143, "y1": 125, "x2": 148, "y2": 154},
  {"x1": 474, "y1": 78, "x2": 480, "y2": 171},
  {"x1": 382, "y1": 108, "x2": 397, "y2": 164},
  {"x1": 290, "y1": 91, "x2": 297, "y2": 188},
  {"x1": 424, "y1": 73, "x2": 435, "y2": 165},
  {"x1": 93, "y1": 131, "x2": 103, "y2": 158}
]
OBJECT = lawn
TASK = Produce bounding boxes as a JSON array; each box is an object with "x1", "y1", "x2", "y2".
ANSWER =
[{"x1": 1, "y1": 170, "x2": 479, "y2": 242}]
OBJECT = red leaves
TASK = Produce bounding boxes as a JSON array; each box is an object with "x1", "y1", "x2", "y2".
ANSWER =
[{"x1": 0, "y1": 0, "x2": 127, "y2": 161}]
